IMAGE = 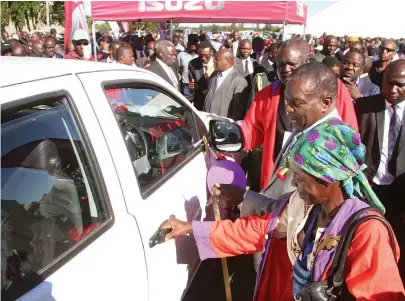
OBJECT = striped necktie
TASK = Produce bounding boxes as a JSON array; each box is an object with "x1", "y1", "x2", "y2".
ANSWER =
[{"x1": 388, "y1": 104, "x2": 401, "y2": 159}]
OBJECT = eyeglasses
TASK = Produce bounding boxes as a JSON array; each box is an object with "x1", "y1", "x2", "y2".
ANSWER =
[
  {"x1": 74, "y1": 40, "x2": 89, "y2": 46},
  {"x1": 379, "y1": 46, "x2": 395, "y2": 53}
]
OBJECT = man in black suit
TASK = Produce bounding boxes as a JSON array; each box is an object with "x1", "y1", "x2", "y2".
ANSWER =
[
  {"x1": 251, "y1": 37, "x2": 266, "y2": 65},
  {"x1": 355, "y1": 59, "x2": 405, "y2": 282},
  {"x1": 146, "y1": 40, "x2": 180, "y2": 91},
  {"x1": 203, "y1": 49, "x2": 248, "y2": 120},
  {"x1": 188, "y1": 41, "x2": 215, "y2": 110},
  {"x1": 234, "y1": 40, "x2": 259, "y2": 98},
  {"x1": 340, "y1": 49, "x2": 380, "y2": 102}
]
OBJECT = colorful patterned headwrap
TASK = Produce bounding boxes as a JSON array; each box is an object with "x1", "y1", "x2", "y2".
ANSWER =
[{"x1": 287, "y1": 118, "x2": 385, "y2": 213}]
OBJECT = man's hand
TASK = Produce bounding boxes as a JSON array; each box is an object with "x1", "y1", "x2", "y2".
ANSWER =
[
  {"x1": 189, "y1": 79, "x2": 195, "y2": 91},
  {"x1": 210, "y1": 184, "x2": 246, "y2": 209},
  {"x1": 161, "y1": 217, "x2": 192, "y2": 241},
  {"x1": 343, "y1": 77, "x2": 362, "y2": 100}
]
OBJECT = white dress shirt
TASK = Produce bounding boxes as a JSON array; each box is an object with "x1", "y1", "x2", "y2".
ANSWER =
[
  {"x1": 156, "y1": 58, "x2": 178, "y2": 89},
  {"x1": 203, "y1": 57, "x2": 214, "y2": 74},
  {"x1": 373, "y1": 100, "x2": 405, "y2": 185},
  {"x1": 216, "y1": 67, "x2": 234, "y2": 91},
  {"x1": 242, "y1": 57, "x2": 254, "y2": 75},
  {"x1": 282, "y1": 109, "x2": 341, "y2": 150},
  {"x1": 232, "y1": 40, "x2": 239, "y2": 57}
]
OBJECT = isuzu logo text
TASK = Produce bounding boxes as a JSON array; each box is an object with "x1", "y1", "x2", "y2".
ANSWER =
[{"x1": 138, "y1": 1, "x2": 225, "y2": 12}]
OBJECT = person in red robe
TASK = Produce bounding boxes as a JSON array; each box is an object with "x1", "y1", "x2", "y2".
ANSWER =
[
  {"x1": 240, "y1": 40, "x2": 358, "y2": 190},
  {"x1": 162, "y1": 118, "x2": 405, "y2": 301}
]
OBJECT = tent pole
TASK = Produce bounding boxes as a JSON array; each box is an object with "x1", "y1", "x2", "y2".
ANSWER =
[
  {"x1": 92, "y1": 21, "x2": 97, "y2": 62},
  {"x1": 170, "y1": 18, "x2": 173, "y2": 40},
  {"x1": 282, "y1": 20, "x2": 286, "y2": 41},
  {"x1": 303, "y1": 25, "x2": 306, "y2": 40}
]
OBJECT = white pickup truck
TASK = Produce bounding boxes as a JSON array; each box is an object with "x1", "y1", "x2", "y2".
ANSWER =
[{"x1": 0, "y1": 57, "x2": 243, "y2": 301}]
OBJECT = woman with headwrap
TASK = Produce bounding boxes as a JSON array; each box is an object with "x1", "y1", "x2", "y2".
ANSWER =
[{"x1": 162, "y1": 119, "x2": 405, "y2": 301}]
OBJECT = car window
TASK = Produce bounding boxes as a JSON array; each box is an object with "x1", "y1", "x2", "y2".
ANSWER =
[
  {"x1": 1, "y1": 98, "x2": 110, "y2": 299},
  {"x1": 104, "y1": 87, "x2": 199, "y2": 195}
]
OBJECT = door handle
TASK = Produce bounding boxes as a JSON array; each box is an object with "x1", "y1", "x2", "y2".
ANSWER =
[{"x1": 149, "y1": 215, "x2": 175, "y2": 248}]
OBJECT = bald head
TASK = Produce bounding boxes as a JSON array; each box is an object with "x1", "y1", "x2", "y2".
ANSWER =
[
  {"x1": 323, "y1": 35, "x2": 337, "y2": 55},
  {"x1": 116, "y1": 45, "x2": 134, "y2": 66},
  {"x1": 277, "y1": 39, "x2": 309, "y2": 85},
  {"x1": 214, "y1": 48, "x2": 234, "y2": 72},
  {"x1": 351, "y1": 41, "x2": 363, "y2": 52},
  {"x1": 383, "y1": 59, "x2": 405, "y2": 105},
  {"x1": 285, "y1": 62, "x2": 337, "y2": 130},
  {"x1": 12, "y1": 44, "x2": 28, "y2": 57},
  {"x1": 32, "y1": 41, "x2": 43, "y2": 54},
  {"x1": 239, "y1": 39, "x2": 252, "y2": 59}
]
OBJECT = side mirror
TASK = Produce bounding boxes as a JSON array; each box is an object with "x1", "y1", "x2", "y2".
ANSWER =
[{"x1": 209, "y1": 120, "x2": 244, "y2": 153}]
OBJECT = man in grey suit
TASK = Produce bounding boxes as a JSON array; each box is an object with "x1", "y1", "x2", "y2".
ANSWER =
[
  {"x1": 211, "y1": 62, "x2": 343, "y2": 217},
  {"x1": 203, "y1": 49, "x2": 249, "y2": 121},
  {"x1": 146, "y1": 40, "x2": 180, "y2": 91}
]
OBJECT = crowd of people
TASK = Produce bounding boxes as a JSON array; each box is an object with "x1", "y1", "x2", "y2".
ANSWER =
[{"x1": 2, "y1": 26, "x2": 405, "y2": 300}]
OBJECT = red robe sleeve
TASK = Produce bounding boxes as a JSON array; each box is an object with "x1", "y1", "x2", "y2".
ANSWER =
[
  {"x1": 240, "y1": 86, "x2": 270, "y2": 150},
  {"x1": 192, "y1": 214, "x2": 271, "y2": 260},
  {"x1": 345, "y1": 219, "x2": 405, "y2": 301},
  {"x1": 336, "y1": 79, "x2": 359, "y2": 131}
]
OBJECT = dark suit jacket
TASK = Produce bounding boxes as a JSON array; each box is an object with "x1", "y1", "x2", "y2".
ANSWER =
[
  {"x1": 188, "y1": 57, "x2": 211, "y2": 111},
  {"x1": 355, "y1": 94, "x2": 405, "y2": 182},
  {"x1": 136, "y1": 57, "x2": 152, "y2": 68},
  {"x1": 234, "y1": 57, "x2": 260, "y2": 95},
  {"x1": 203, "y1": 68, "x2": 249, "y2": 120},
  {"x1": 357, "y1": 77, "x2": 380, "y2": 98},
  {"x1": 146, "y1": 60, "x2": 180, "y2": 92},
  {"x1": 241, "y1": 131, "x2": 300, "y2": 217}
]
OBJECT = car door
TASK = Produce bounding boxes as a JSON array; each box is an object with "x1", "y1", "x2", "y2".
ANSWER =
[
  {"x1": 1, "y1": 75, "x2": 148, "y2": 301},
  {"x1": 77, "y1": 69, "x2": 212, "y2": 301}
]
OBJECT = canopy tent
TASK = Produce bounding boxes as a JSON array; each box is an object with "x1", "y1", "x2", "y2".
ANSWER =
[
  {"x1": 305, "y1": 0, "x2": 404, "y2": 39},
  {"x1": 90, "y1": 1, "x2": 307, "y2": 24}
]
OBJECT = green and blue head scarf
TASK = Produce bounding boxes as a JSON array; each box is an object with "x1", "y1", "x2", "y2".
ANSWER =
[{"x1": 287, "y1": 118, "x2": 385, "y2": 213}]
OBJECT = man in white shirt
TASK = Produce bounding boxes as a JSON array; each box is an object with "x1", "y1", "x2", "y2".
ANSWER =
[
  {"x1": 146, "y1": 40, "x2": 180, "y2": 91},
  {"x1": 355, "y1": 59, "x2": 405, "y2": 282},
  {"x1": 232, "y1": 30, "x2": 241, "y2": 58},
  {"x1": 116, "y1": 45, "x2": 136, "y2": 66}
]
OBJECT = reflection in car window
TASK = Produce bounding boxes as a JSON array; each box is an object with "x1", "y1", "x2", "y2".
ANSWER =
[
  {"x1": 1, "y1": 101, "x2": 108, "y2": 295},
  {"x1": 104, "y1": 87, "x2": 198, "y2": 193}
]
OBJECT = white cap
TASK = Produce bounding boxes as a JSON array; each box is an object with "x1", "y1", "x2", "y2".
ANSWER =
[
  {"x1": 315, "y1": 45, "x2": 323, "y2": 51},
  {"x1": 72, "y1": 29, "x2": 90, "y2": 41}
]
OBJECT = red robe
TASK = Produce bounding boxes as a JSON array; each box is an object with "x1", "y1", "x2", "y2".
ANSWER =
[
  {"x1": 197, "y1": 213, "x2": 405, "y2": 301},
  {"x1": 241, "y1": 79, "x2": 358, "y2": 190}
]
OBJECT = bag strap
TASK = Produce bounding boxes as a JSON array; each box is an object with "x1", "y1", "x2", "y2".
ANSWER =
[{"x1": 326, "y1": 208, "x2": 396, "y2": 296}]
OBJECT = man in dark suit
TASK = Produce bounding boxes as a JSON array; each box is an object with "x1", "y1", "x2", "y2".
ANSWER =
[
  {"x1": 234, "y1": 40, "x2": 259, "y2": 98},
  {"x1": 146, "y1": 40, "x2": 180, "y2": 91},
  {"x1": 340, "y1": 49, "x2": 380, "y2": 102},
  {"x1": 188, "y1": 41, "x2": 215, "y2": 110},
  {"x1": 249, "y1": 43, "x2": 279, "y2": 107},
  {"x1": 136, "y1": 40, "x2": 155, "y2": 68},
  {"x1": 251, "y1": 37, "x2": 266, "y2": 65},
  {"x1": 203, "y1": 49, "x2": 248, "y2": 120},
  {"x1": 355, "y1": 59, "x2": 405, "y2": 282}
]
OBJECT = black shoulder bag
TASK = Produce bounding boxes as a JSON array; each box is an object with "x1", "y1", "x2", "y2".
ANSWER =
[{"x1": 294, "y1": 208, "x2": 397, "y2": 301}]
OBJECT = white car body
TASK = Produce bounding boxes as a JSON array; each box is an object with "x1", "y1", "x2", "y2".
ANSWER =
[{"x1": 0, "y1": 57, "x2": 221, "y2": 301}]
